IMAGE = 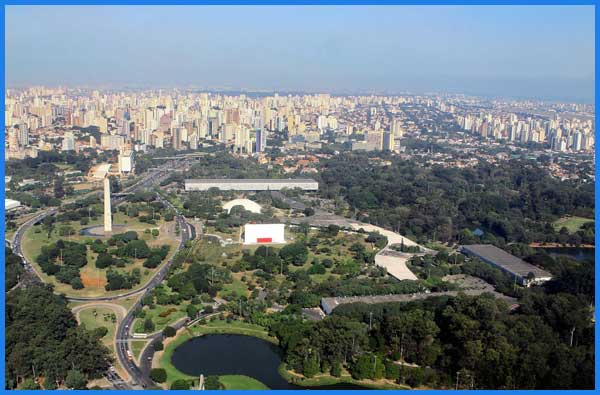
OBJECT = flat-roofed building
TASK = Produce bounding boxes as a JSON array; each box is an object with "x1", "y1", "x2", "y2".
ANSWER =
[
  {"x1": 243, "y1": 223, "x2": 285, "y2": 244},
  {"x1": 185, "y1": 178, "x2": 318, "y2": 191},
  {"x1": 5, "y1": 198, "x2": 21, "y2": 211},
  {"x1": 460, "y1": 244, "x2": 552, "y2": 286}
]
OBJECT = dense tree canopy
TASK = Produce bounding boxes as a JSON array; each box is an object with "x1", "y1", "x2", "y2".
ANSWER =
[
  {"x1": 318, "y1": 154, "x2": 594, "y2": 245},
  {"x1": 5, "y1": 286, "x2": 111, "y2": 389}
]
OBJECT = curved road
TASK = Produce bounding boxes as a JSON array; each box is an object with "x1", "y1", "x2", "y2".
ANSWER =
[
  {"x1": 9, "y1": 160, "x2": 195, "y2": 389},
  {"x1": 114, "y1": 196, "x2": 193, "y2": 389}
]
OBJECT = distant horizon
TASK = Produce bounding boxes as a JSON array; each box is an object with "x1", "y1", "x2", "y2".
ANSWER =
[
  {"x1": 6, "y1": 83, "x2": 594, "y2": 105},
  {"x1": 6, "y1": 5, "x2": 595, "y2": 104}
]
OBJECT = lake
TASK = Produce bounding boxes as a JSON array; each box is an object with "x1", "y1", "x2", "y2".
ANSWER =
[
  {"x1": 537, "y1": 247, "x2": 595, "y2": 262},
  {"x1": 171, "y1": 334, "x2": 370, "y2": 390}
]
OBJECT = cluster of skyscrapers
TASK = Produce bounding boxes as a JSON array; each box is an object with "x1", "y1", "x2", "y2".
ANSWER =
[
  {"x1": 4, "y1": 87, "x2": 594, "y2": 163},
  {"x1": 452, "y1": 106, "x2": 594, "y2": 152}
]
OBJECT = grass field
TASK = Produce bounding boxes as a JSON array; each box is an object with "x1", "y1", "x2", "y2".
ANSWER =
[
  {"x1": 21, "y1": 211, "x2": 180, "y2": 298},
  {"x1": 130, "y1": 340, "x2": 148, "y2": 361},
  {"x1": 113, "y1": 296, "x2": 141, "y2": 312},
  {"x1": 189, "y1": 319, "x2": 277, "y2": 343},
  {"x1": 78, "y1": 306, "x2": 118, "y2": 349},
  {"x1": 220, "y1": 278, "x2": 249, "y2": 298},
  {"x1": 220, "y1": 375, "x2": 269, "y2": 390},
  {"x1": 133, "y1": 304, "x2": 187, "y2": 334},
  {"x1": 158, "y1": 330, "x2": 196, "y2": 387},
  {"x1": 553, "y1": 216, "x2": 594, "y2": 233}
]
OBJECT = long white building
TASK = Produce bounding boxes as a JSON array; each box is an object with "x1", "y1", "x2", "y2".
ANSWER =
[{"x1": 185, "y1": 178, "x2": 318, "y2": 191}]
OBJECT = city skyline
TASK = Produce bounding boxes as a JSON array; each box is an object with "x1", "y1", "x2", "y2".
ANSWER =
[{"x1": 6, "y1": 5, "x2": 595, "y2": 103}]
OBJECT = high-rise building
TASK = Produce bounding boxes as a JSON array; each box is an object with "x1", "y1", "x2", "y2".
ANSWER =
[
  {"x1": 383, "y1": 131, "x2": 393, "y2": 151},
  {"x1": 366, "y1": 130, "x2": 384, "y2": 150},
  {"x1": 391, "y1": 118, "x2": 404, "y2": 137},
  {"x1": 62, "y1": 131, "x2": 75, "y2": 151},
  {"x1": 172, "y1": 128, "x2": 182, "y2": 150},
  {"x1": 17, "y1": 124, "x2": 29, "y2": 146},
  {"x1": 255, "y1": 128, "x2": 267, "y2": 153}
]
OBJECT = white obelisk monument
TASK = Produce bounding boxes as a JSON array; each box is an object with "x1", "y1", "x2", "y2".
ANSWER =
[{"x1": 103, "y1": 176, "x2": 112, "y2": 233}]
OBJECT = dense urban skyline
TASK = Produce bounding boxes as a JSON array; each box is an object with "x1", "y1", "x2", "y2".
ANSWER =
[
  {"x1": 4, "y1": 5, "x2": 595, "y2": 391},
  {"x1": 6, "y1": 5, "x2": 595, "y2": 102}
]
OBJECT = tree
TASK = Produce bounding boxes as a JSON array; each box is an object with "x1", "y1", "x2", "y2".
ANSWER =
[
  {"x1": 5, "y1": 286, "x2": 112, "y2": 388},
  {"x1": 95, "y1": 252, "x2": 114, "y2": 269},
  {"x1": 303, "y1": 353, "x2": 320, "y2": 378},
  {"x1": 331, "y1": 360, "x2": 342, "y2": 377},
  {"x1": 163, "y1": 326, "x2": 176, "y2": 338},
  {"x1": 279, "y1": 242, "x2": 309, "y2": 266},
  {"x1": 21, "y1": 378, "x2": 40, "y2": 390},
  {"x1": 65, "y1": 369, "x2": 88, "y2": 389},
  {"x1": 170, "y1": 379, "x2": 191, "y2": 390},
  {"x1": 304, "y1": 207, "x2": 315, "y2": 217},
  {"x1": 150, "y1": 368, "x2": 167, "y2": 383},
  {"x1": 144, "y1": 318, "x2": 155, "y2": 332},
  {"x1": 154, "y1": 340, "x2": 164, "y2": 351},
  {"x1": 186, "y1": 304, "x2": 199, "y2": 319},
  {"x1": 70, "y1": 277, "x2": 84, "y2": 290},
  {"x1": 204, "y1": 375, "x2": 221, "y2": 390},
  {"x1": 151, "y1": 229, "x2": 160, "y2": 238},
  {"x1": 93, "y1": 326, "x2": 109, "y2": 339},
  {"x1": 59, "y1": 225, "x2": 76, "y2": 237}
]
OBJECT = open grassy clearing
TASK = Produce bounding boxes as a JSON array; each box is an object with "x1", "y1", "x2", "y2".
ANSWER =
[
  {"x1": 552, "y1": 216, "x2": 594, "y2": 233},
  {"x1": 21, "y1": 211, "x2": 179, "y2": 297},
  {"x1": 130, "y1": 339, "x2": 148, "y2": 361},
  {"x1": 220, "y1": 375, "x2": 269, "y2": 390},
  {"x1": 132, "y1": 304, "x2": 188, "y2": 334},
  {"x1": 78, "y1": 306, "x2": 118, "y2": 349}
]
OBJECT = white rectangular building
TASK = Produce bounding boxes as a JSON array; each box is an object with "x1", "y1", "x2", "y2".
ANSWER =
[
  {"x1": 243, "y1": 223, "x2": 285, "y2": 244},
  {"x1": 5, "y1": 199, "x2": 21, "y2": 211},
  {"x1": 118, "y1": 151, "x2": 134, "y2": 174},
  {"x1": 185, "y1": 178, "x2": 318, "y2": 192}
]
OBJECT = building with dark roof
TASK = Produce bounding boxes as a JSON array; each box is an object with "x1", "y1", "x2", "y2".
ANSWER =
[{"x1": 460, "y1": 244, "x2": 552, "y2": 286}]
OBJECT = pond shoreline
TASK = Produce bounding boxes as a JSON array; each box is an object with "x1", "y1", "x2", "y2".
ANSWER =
[{"x1": 161, "y1": 321, "x2": 405, "y2": 390}]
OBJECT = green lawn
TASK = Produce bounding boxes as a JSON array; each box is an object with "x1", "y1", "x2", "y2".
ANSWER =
[
  {"x1": 220, "y1": 375, "x2": 269, "y2": 390},
  {"x1": 189, "y1": 319, "x2": 277, "y2": 343},
  {"x1": 21, "y1": 212, "x2": 179, "y2": 298},
  {"x1": 78, "y1": 306, "x2": 118, "y2": 349},
  {"x1": 553, "y1": 216, "x2": 594, "y2": 233},
  {"x1": 220, "y1": 278, "x2": 249, "y2": 298},
  {"x1": 130, "y1": 339, "x2": 148, "y2": 361},
  {"x1": 133, "y1": 304, "x2": 187, "y2": 334},
  {"x1": 158, "y1": 330, "x2": 196, "y2": 387}
]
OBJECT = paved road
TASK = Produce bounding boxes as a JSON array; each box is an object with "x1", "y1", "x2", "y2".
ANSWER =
[
  {"x1": 114, "y1": 192, "x2": 193, "y2": 389},
  {"x1": 8, "y1": 159, "x2": 194, "y2": 390}
]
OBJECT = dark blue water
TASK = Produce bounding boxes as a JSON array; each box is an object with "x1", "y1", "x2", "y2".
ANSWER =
[
  {"x1": 538, "y1": 247, "x2": 595, "y2": 262},
  {"x1": 171, "y1": 334, "x2": 369, "y2": 390}
]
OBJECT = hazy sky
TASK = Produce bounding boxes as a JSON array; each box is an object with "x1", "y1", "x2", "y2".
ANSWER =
[{"x1": 5, "y1": 6, "x2": 595, "y2": 102}]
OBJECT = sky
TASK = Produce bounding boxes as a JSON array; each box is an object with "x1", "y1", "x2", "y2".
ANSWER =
[{"x1": 5, "y1": 5, "x2": 595, "y2": 102}]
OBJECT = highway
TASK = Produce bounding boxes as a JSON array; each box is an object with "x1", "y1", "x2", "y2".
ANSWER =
[
  {"x1": 114, "y1": 193, "x2": 193, "y2": 389},
  {"x1": 8, "y1": 159, "x2": 195, "y2": 389}
]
